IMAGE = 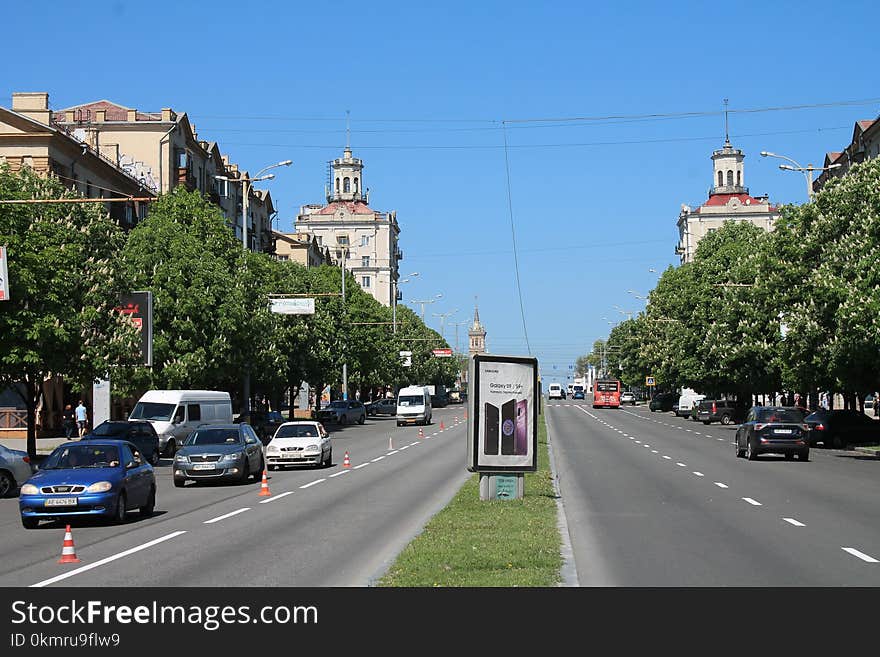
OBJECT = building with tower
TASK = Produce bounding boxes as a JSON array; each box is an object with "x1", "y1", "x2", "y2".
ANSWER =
[
  {"x1": 468, "y1": 304, "x2": 487, "y2": 356},
  {"x1": 294, "y1": 146, "x2": 401, "y2": 306},
  {"x1": 675, "y1": 135, "x2": 779, "y2": 264}
]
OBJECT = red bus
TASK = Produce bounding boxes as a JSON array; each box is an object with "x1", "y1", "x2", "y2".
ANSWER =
[{"x1": 593, "y1": 379, "x2": 621, "y2": 409}]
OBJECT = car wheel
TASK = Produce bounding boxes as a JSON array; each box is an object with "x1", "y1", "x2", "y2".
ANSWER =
[
  {"x1": 359, "y1": 414, "x2": 365, "y2": 425},
  {"x1": 746, "y1": 439, "x2": 758, "y2": 461},
  {"x1": 702, "y1": 420, "x2": 711, "y2": 425},
  {"x1": 268, "y1": 464, "x2": 276, "y2": 471},
  {"x1": 799, "y1": 450, "x2": 810, "y2": 462},
  {"x1": 327, "y1": 448, "x2": 332, "y2": 467},
  {"x1": 253, "y1": 455, "x2": 264, "y2": 481},
  {"x1": 0, "y1": 471, "x2": 14, "y2": 498},
  {"x1": 735, "y1": 437, "x2": 746, "y2": 458},
  {"x1": 149, "y1": 449, "x2": 160, "y2": 466},
  {"x1": 721, "y1": 414, "x2": 732, "y2": 425},
  {"x1": 173, "y1": 477, "x2": 185, "y2": 488},
  {"x1": 114, "y1": 492, "x2": 128, "y2": 523},
  {"x1": 163, "y1": 439, "x2": 177, "y2": 458},
  {"x1": 340, "y1": 415, "x2": 347, "y2": 425},
  {"x1": 238, "y1": 460, "x2": 250, "y2": 484},
  {"x1": 784, "y1": 452, "x2": 795, "y2": 461},
  {"x1": 21, "y1": 516, "x2": 39, "y2": 529},
  {"x1": 831, "y1": 434, "x2": 846, "y2": 450},
  {"x1": 140, "y1": 487, "x2": 156, "y2": 516}
]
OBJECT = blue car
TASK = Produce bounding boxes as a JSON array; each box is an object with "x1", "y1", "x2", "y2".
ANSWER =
[{"x1": 19, "y1": 440, "x2": 156, "y2": 529}]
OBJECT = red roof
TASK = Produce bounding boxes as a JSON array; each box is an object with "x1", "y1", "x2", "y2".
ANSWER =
[
  {"x1": 53, "y1": 100, "x2": 160, "y2": 123},
  {"x1": 694, "y1": 193, "x2": 775, "y2": 212},
  {"x1": 316, "y1": 200, "x2": 374, "y2": 215}
]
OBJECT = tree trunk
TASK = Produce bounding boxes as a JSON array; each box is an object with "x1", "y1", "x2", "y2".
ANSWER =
[{"x1": 13, "y1": 377, "x2": 42, "y2": 461}]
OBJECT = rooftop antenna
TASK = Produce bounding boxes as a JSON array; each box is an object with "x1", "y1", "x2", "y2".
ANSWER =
[
  {"x1": 723, "y1": 98, "x2": 730, "y2": 146},
  {"x1": 345, "y1": 109, "x2": 351, "y2": 151}
]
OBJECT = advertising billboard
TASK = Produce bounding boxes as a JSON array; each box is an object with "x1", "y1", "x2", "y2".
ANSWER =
[
  {"x1": 118, "y1": 291, "x2": 153, "y2": 367},
  {"x1": 467, "y1": 354, "x2": 538, "y2": 473}
]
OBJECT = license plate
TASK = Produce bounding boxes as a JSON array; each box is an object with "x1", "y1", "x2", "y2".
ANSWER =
[
  {"x1": 774, "y1": 429, "x2": 793, "y2": 434},
  {"x1": 45, "y1": 498, "x2": 77, "y2": 507},
  {"x1": 193, "y1": 463, "x2": 216, "y2": 471}
]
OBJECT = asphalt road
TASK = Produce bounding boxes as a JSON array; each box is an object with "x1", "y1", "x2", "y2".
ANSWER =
[
  {"x1": 0, "y1": 406, "x2": 471, "y2": 587},
  {"x1": 547, "y1": 399, "x2": 880, "y2": 586}
]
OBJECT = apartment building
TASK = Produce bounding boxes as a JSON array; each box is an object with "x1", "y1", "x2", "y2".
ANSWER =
[
  {"x1": 273, "y1": 231, "x2": 331, "y2": 268},
  {"x1": 813, "y1": 115, "x2": 880, "y2": 193}
]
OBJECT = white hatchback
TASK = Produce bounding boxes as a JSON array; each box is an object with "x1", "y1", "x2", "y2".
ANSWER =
[{"x1": 265, "y1": 421, "x2": 332, "y2": 470}]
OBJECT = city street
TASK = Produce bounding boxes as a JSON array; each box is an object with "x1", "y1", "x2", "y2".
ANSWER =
[
  {"x1": 0, "y1": 407, "x2": 470, "y2": 587},
  {"x1": 547, "y1": 399, "x2": 880, "y2": 586}
]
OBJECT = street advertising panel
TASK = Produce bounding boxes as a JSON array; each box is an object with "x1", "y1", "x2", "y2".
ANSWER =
[
  {"x1": 0, "y1": 245, "x2": 9, "y2": 301},
  {"x1": 118, "y1": 291, "x2": 153, "y2": 367},
  {"x1": 270, "y1": 297, "x2": 315, "y2": 314},
  {"x1": 467, "y1": 354, "x2": 538, "y2": 473}
]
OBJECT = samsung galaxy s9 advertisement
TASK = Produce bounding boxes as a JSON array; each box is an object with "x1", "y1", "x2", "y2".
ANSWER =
[{"x1": 467, "y1": 354, "x2": 538, "y2": 472}]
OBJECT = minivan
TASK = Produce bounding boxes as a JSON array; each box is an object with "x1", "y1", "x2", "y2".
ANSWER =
[
  {"x1": 129, "y1": 390, "x2": 233, "y2": 456},
  {"x1": 548, "y1": 384, "x2": 564, "y2": 400},
  {"x1": 396, "y1": 386, "x2": 432, "y2": 426}
]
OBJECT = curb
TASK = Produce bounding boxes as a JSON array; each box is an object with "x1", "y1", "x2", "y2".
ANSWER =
[
  {"x1": 543, "y1": 411, "x2": 580, "y2": 587},
  {"x1": 854, "y1": 446, "x2": 880, "y2": 459}
]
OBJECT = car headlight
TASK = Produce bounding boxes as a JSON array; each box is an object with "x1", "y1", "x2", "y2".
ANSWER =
[
  {"x1": 20, "y1": 484, "x2": 39, "y2": 495},
  {"x1": 219, "y1": 452, "x2": 242, "y2": 462},
  {"x1": 267, "y1": 446, "x2": 279, "y2": 454},
  {"x1": 306, "y1": 444, "x2": 319, "y2": 452},
  {"x1": 174, "y1": 454, "x2": 189, "y2": 463},
  {"x1": 86, "y1": 481, "x2": 112, "y2": 493}
]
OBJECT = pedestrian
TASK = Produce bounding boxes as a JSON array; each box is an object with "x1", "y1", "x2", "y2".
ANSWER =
[
  {"x1": 62, "y1": 404, "x2": 76, "y2": 440},
  {"x1": 874, "y1": 392, "x2": 879, "y2": 418},
  {"x1": 75, "y1": 400, "x2": 88, "y2": 438},
  {"x1": 794, "y1": 392, "x2": 802, "y2": 408}
]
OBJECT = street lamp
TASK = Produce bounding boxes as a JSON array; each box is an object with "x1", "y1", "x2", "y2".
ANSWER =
[
  {"x1": 628, "y1": 290, "x2": 648, "y2": 302},
  {"x1": 393, "y1": 272, "x2": 419, "y2": 333},
  {"x1": 338, "y1": 242, "x2": 350, "y2": 400},
  {"x1": 411, "y1": 294, "x2": 443, "y2": 320},
  {"x1": 432, "y1": 308, "x2": 459, "y2": 340},
  {"x1": 450, "y1": 320, "x2": 470, "y2": 355},
  {"x1": 760, "y1": 151, "x2": 841, "y2": 201},
  {"x1": 613, "y1": 305, "x2": 633, "y2": 320},
  {"x1": 214, "y1": 159, "x2": 291, "y2": 416}
]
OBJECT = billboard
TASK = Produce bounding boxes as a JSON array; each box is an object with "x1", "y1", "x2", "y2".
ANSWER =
[
  {"x1": 270, "y1": 298, "x2": 315, "y2": 315},
  {"x1": 0, "y1": 246, "x2": 9, "y2": 301},
  {"x1": 467, "y1": 354, "x2": 538, "y2": 473},
  {"x1": 118, "y1": 291, "x2": 153, "y2": 367},
  {"x1": 432, "y1": 348, "x2": 453, "y2": 357}
]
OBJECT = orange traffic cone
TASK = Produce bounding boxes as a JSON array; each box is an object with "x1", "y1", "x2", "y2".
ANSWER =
[
  {"x1": 464, "y1": 410, "x2": 468, "y2": 420},
  {"x1": 58, "y1": 525, "x2": 80, "y2": 564},
  {"x1": 418, "y1": 427, "x2": 424, "y2": 439},
  {"x1": 258, "y1": 470, "x2": 271, "y2": 497},
  {"x1": 440, "y1": 420, "x2": 445, "y2": 431},
  {"x1": 343, "y1": 451, "x2": 351, "y2": 468}
]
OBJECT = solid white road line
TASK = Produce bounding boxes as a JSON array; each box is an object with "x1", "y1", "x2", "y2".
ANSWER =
[
  {"x1": 204, "y1": 508, "x2": 251, "y2": 524},
  {"x1": 259, "y1": 491, "x2": 294, "y2": 504},
  {"x1": 399, "y1": 445, "x2": 410, "y2": 450},
  {"x1": 841, "y1": 547, "x2": 879, "y2": 563},
  {"x1": 742, "y1": 497, "x2": 762, "y2": 506},
  {"x1": 31, "y1": 531, "x2": 188, "y2": 588},
  {"x1": 371, "y1": 456, "x2": 386, "y2": 462},
  {"x1": 300, "y1": 479, "x2": 326, "y2": 489},
  {"x1": 387, "y1": 450, "x2": 399, "y2": 455},
  {"x1": 783, "y1": 518, "x2": 805, "y2": 527}
]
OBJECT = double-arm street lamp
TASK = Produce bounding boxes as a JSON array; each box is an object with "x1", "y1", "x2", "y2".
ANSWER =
[
  {"x1": 393, "y1": 272, "x2": 420, "y2": 333},
  {"x1": 760, "y1": 151, "x2": 841, "y2": 201},
  {"x1": 432, "y1": 308, "x2": 459, "y2": 340},
  {"x1": 411, "y1": 294, "x2": 443, "y2": 320}
]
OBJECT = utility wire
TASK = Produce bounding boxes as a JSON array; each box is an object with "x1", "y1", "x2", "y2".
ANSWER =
[{"x1": 502, "y1": 121, "x2": 531, "y2": 356}]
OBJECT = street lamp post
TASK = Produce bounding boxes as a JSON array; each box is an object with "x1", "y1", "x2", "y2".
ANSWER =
[
  {"x1": 450, "y1": 320, "x2": 470, "y2": 355},
  {"x1": 339, "y1": 243, "x2": 350, "y2": 400},
  {"x1": 393, "y1": 272, "x2": 419, "y2": 333},
  {"x1": 431, "y1": 308, "x2": 459, "y2": 340},
  {"x1": 214, "y1": 159, "x2": 291, "y2": 415},
  {"x1": 760, "y1": 151, "x2": 841, "y2": 201},
  {"x1": 411, "y1": 294, "x2": 443, "y2": 320}
]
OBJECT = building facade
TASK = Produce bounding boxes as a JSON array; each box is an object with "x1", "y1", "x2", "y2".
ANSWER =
[
  {"x1": 272, "y1": 231, "x2": 331, "y2": 268},
  {"x1": 813, "y1": 116, "x2": 880, "y2": 193},
  {"x1": 294, "y1": 147, "x2": 401, "y2": 306},
  {"x1": 468, "y1": 305, "x2": 487, "y2": 356},
  {"x1": 676, "y1": 139, "x2": 779, "y2": 264}
]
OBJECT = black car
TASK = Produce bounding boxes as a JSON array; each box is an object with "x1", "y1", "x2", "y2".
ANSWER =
[
  {"x1": 735, "y1": 406, "x2": 809, "y2": 461},
  {"x1": 431, "y1": 393, "x2": 448, "y2": 408},
  {"x1": 367, "y1": 399, "x2": 397, "y2": 416},
  {"x1": 172, "y1": 423, "x2": 264, "y2": 487},
  {"x1": 649, "y1": 392, "x2": 679, "y2": 412},
  {"x1": 235, "y1": 410, "x2": 285, "y2": 445},
  {"x1": 803, "y1": 409, "x2": 880, "y2": 449},
  {"x1": 696, "y1": 399, "x2": 746, "y2": 425},
  {"x1": 81, "y1": 420, "x2": 161, "y2": 465}
]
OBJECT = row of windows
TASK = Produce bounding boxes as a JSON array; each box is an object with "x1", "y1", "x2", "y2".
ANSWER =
[
  {"x1": 336, "y1": 176, "x2": 359, "y2": 194},
  {"x1": 717, "y1": 170, "x2": 742, "y2": 187}
]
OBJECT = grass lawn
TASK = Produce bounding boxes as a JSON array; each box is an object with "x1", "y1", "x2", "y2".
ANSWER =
[{"x1": 377, "y1": 410, "x2": 561, "y2": 587}]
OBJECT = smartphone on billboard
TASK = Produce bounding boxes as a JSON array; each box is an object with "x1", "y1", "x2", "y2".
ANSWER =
[
  {"x1": 484, "y1": 402, "x2": 499, "y2": 455},
  {"x1": 501, "y1": 399, "x2": 516, "y2": 455},
  {"x1": 515, "y1": 399, "x2": 528, "y2": 455}
]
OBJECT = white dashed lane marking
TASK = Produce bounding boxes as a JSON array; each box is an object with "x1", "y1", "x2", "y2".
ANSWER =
[
  {"x1": 300, "y1": 478, "x2": 326, "y2": 489},
  {"x1": 204, "y1": 508, "x2": 250, "y2": 524},
  {"x1": 259, "y1": 491, "x2": 294, "y2": 504},
  {"x1": 742, "y1": 497, "x2": 762, "y2": 506},
  {"x1": 783, "y1": 518, "x2": 805, "y2": 527},
  {"x1": 842, "y1": 548, "x2": 879, "y2": 563}
]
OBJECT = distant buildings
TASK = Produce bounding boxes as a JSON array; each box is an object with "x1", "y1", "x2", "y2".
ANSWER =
[
  {"x1": 468, "y1": 304, "x2": 487, "y2": 356},
  {"x1": 676, "y1": 138, "x2": 779, "y2": 264},
  {"x1": 813, "y1": 115, "x2": 880, "y2": 193}
]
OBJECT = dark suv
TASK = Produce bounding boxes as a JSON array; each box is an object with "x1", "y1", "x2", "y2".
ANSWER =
[
  {"x1": 696, "y1": 399, "x2": 746, "y2": 425},
  {"x1": 649, "y1": 392, "x2": 679, "y2": 412}
]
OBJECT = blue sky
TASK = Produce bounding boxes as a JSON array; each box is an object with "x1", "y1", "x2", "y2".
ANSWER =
[{"x1": 5, "y1": 0, "x2": 880, "y2": 385}]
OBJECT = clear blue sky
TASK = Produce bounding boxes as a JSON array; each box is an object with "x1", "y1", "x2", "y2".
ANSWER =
[{"x1": 5, "y1": 0, "x2": 879, "y2": 385}]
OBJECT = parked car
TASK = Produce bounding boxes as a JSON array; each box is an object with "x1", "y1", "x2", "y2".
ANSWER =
[
  {"x1": 266, "y1": 421, "x2": 332, "y2": 470},
  {"x1": 649, "y1": 392, "x2": 679, "y2": 412},
  {"x1": 431, "y1": 392, "x2": 449, "y2": 408},
  {"x1": 735, "y1": 406, "x2": 810, "y2": 461},
  {"x1": 695, "y1": 399, "x2": 746, "y2": 425},
  {"x1": 620, "y1": 391, "x2": 636, "y2": 405},
  {"x1": 317, "y1": 400, "x2": 367, "y2": 425},
  {"x1": 81, "y1": 420, "x2": 161, "y2": 465},
  {"x1": 366, "y1": 398, "x2": 398, "y2": 416},
  {"x1": 0, "y1": 444, "x2": 34, "y2": 498},
  {"x1": 803, "y1": 408, "x2": 880, "y2": 449},
  {"x1": 19, "y1": 440, "x2": 155, "y2": 528},
  {"x1": 172, "y1": 424, "x2": 264, "y2": 487},
  {"x1": 448, "y1": 390, "x2": 463, "y2": 404},
  {"x1": 234, "y1": 410, "x2": 286, "y2": 445}
]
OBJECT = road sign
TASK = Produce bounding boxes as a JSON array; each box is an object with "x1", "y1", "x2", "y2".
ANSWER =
[
  {"x1": 646, "y1": 376, "x2": 655, "y2": 386},
  {"x1": 270, "y1": 298, "x2": 315, "y2": 314},
  {"x1": 432, "y1": 348, "x2": 453, "y2": 357},
  {"x1": 400, "y1": 351, "x2": 412, "y2": 367}
]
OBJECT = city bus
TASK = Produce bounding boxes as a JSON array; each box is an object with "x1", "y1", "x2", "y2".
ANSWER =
[{"x1": 593, "y1": 379, "x2": 621, "y2": 409}]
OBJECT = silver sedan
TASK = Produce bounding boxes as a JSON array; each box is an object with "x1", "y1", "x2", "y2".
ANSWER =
[{"x1": 0, "y1": 444, "x2": 35, "y2": 497}]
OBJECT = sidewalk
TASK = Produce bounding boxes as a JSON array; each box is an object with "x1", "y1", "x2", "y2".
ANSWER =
[{"x1": 0, "y1": 435, "x2": 72, "y2": 455}]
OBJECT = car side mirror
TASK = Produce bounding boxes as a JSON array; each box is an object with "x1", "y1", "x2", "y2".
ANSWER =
[{"x1": 125, "y1": 461, "x2": 136, "y2": 469}]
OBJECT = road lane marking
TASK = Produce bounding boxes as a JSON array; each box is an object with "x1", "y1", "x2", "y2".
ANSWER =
[
  {"x1": 387, "y1": 450, "x2": 399, "y2": 455},
  {"x1": 693, "y1": 472, "x2": 704, "y2": 477},
  {"x1": 783, "y1": 518, "x2": 805, "y2": 527},
  {"x1": 31, "y1": 531, "x2": 188, "y2": 588},
  {"x1": 204, "y1": 508, "x2": 251, "y2": 524},
  {"x1": 715, "y1": 482, "x2": 728, "y2": 488},
  {"x1": 354, "y1": 463, "x2": 370, "y2": 469},
  {"x1": 662, "y1": 455, "x2": 672, "y2": 460},
  {"x1": 676, "y1": 462, "x2": 687, "y2": 467},
  {"x1": 742, "y1": 497, "x2": 762, "y2": 506},
  {"x1": 399, "y1": 445, "x2": 410, "y2": 450},
  {"x1": 330, "y1": 469, "x2": 350, "y2": 477},
  {"x1": 300, "y1": 478, "x2": 326, "y2": 488},
  {"x1": 371, "y1": 456, "x2": 386, "y2": 462},
  {"x1": 259, "y1": 491, "x2": 294, "y2": 504},
  {"x1": 842, "y1": 547, "x2": 879, "y2": 563},
  {"x1": 651, "y1": 450, "x2": 658, "y2": 453},
  {"x1": 409, "y1": 441, "x2": 419, "y2": 446}
]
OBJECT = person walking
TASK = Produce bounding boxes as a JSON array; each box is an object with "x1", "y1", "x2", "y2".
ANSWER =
[
  {"x1": 62, "y1": 404, "x2": 76, "y2": 440},
  {"x1": 874, "y1": 392, "x2": 879, "y2": 418},
  {"x1": 75, "y1": 400, "x2": 88, "y2": 438}
]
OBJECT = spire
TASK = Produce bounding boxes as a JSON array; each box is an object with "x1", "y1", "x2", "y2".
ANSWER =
[
  {"x1": 723, "y1": 98, "x2": 730, "y2": 147},
  {"x1": 471, "y1": 296, "x2": 481, "y2": 330},
  {"x1": 345, "y1": 109, "x2": 351, "y2": 155}
]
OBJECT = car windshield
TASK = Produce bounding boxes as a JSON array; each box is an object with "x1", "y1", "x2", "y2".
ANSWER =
[
  {"x1": 757, "y1": 408, "x2": 804, "y2": 423},
  {"x1": 129, "y1": 402, "x2": 175, "y2": 421},
  {"x1": 328, "y1": 401, "x2": 347, "y2": 409},
  {"x1": 185, "y1": 429, "x2": 242, "y2": 445},
  {"x1": 398, "y1": 396, "x2": 423, "y2": 406},
  {"x1": 89, "y1": 422, "x2": 129, "y2": 437},
  {"x1": 43, "y1": 445, "x2": 121, "y2": 469},
  {"x1": 275, "y1": 425, "x2": 319, "y2": 438}
]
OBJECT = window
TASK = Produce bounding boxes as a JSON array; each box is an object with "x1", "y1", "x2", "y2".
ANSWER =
[
  {"x1": 187, "y1": 404, "x2": 201, "y2": 422},
  {"x1": 736, "y1": 170, "x2": 741, "y2": 186},
  {"x1": 216, "y1": 178, "x2": 228, "y2": 197},
  {"x1": 343, "y1": 177, "x2": 351, "y2": 192},
  {"x1": 727, "y1": 170, "x2": 733, "y2": 186},
  {"x1": 337, "y1": 234, "x2": 349, "y2": 246},
  {"x1": 361, "y1": 235, "x2": 369, "y2": 246},
  {"x1": 362, "y1": 256, "x2": 370, "y2": 267},
  {"x1": 354, "y1": 177, "x2": 359, "y2": 193},
  {"x1": 718, "y1": 171, "x2": 723, "y2": 187},
  {"x1": 362, "y1": 276, "x2": 371, "y2": 288}
]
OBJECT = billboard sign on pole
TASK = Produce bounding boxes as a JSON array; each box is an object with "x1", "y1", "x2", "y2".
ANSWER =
[
  {"x1": 270, "y1": 298, "x2": 315, "y2": 315},
  {"x1": 118, "y1": 291, "x2": 153, "y2": 367},
  {"x1": 0, "y1": 246, "x2": 9, "y2": 301}
]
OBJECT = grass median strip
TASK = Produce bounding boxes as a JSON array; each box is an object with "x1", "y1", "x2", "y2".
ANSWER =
[{"x1": 377, "y1": 412, "x2": 561, "y2": 587}]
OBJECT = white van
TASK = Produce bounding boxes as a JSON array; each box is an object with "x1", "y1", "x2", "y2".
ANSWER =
[
  {"x1": 548, "y1": 384, "x2": 564, "y2": 400},
  {"x1": 675, "y1": 388, "x2": 705, "y2": 418},
  {"x1": 396, "y1": 386, "x2": 432, "y2": 426},
  {"x1": 129, "y1": 390, "x2": 233, "y2": 456}
]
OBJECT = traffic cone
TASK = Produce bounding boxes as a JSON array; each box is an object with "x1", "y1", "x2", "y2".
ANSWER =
[
  {"x1": 418, "y1": 427, "x2": 424, "y2": 439},
  {"x1": 440, "y1": 420, "x2": 445, "y2": 431},
  {"x1": 389, "y1": 436, "x2": 393, "y2": 450},
  {"x1": 58, "y1": 525, "x2": 80, "y2": 564},
  {"x1": 258, "y1": 469, "x2": 271, "y2": 497},
  {"x1": 464, "y1": 410, "x2": 468, "y2": 420},
  {"x1": 343, "y1": 451, "x2": 351, "y2": 468}
]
